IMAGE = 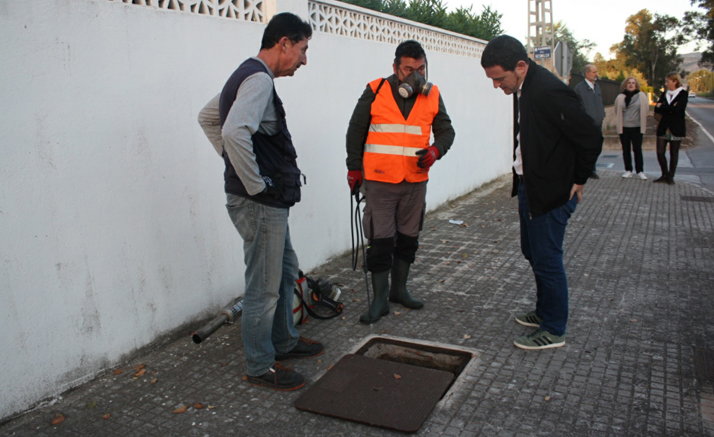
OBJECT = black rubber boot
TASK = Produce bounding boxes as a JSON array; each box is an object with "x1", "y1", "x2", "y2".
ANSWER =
[
  {"x1": 388, "y1": 258, "x2": 424, "y2": 309},
  {"x1": 359, "y1": 270, "x2": 390, "y2": 324}
]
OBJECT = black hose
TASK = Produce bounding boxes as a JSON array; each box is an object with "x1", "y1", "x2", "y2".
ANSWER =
[{"x1": 350, "y1": 191, "x2": 372, "y2": 318}]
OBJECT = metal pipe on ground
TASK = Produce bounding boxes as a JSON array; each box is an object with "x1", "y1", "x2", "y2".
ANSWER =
[{"x1": 191, "y1": 298, "x2": 244, "y2": 344}]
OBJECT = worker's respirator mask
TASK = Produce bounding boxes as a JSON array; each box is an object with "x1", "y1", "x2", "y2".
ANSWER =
[{"x1": 398, "y1": 70, "x2": 433, "y2": 98}]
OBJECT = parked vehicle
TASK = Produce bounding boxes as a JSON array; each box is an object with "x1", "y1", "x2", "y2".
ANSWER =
[{"x1": 690, "y1": 91, "x2": 696, "y2": 98}]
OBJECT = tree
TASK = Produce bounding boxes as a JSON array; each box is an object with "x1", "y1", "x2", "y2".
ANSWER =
[
  {"x1": 340, "y1": 0, "x2": 503, "y2": 41},
  {"x1": 445, "y1": 5, "x2": 502, "y2": 41},
  {"x1": 593, "y1": 52, "x2": 651, "y2": 91},
  {"x1": 613, "y1": 9, "x2": 685, "y2": 91},
  {"x1": 688, "y1": 69, "x2": 714, "y2": 92},
  {"x1": 403, "y1": 0, "x2": 448, "y2": 29},
  {"x1": 682, "y1": 0, "x2": 714, "y2": 68},
  {"x1": 549, "y1": 21, "x2": 595, "y2": 74}
]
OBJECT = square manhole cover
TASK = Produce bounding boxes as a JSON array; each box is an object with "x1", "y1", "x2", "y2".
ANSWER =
[{"x1": 295, "y1": 354, "x2": 453, "y2": 432}]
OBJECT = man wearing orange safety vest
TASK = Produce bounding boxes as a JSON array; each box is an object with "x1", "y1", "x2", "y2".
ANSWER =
[{"x1": 346, "y1": 40, "x2": 455, "y2": 324}]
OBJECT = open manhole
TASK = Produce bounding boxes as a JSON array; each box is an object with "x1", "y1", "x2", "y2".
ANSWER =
[{"x1": 294, "y1": 336, "x2": 476, "y2": 433}]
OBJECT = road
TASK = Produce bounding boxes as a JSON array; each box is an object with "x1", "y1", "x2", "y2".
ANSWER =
[
  {"x1": 596, "y1": 96, "x2": 714, "y2": 191},
  {"x1": 684, "y1": 97, "x2": 714, "y2": 189},
  {"x1": 688, "y1": 96, "x2": 714, "y2": 134}
]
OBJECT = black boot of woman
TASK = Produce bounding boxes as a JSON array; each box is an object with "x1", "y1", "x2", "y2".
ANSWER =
[{"x1": 654, "y1": 137, "x2": 669, "y2": 183}]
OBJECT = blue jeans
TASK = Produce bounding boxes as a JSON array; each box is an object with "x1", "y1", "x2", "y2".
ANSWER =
[
  {"x1": 226, "y1": 194, "x2": 300, "y2": 377},
  {"x1": 518, "y1": 183, "x2": 577, "y2": 336}
]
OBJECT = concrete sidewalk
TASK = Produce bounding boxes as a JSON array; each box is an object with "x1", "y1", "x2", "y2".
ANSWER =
[{"x1": 2, "y1": 171, "x2": 714, "y2": 437}]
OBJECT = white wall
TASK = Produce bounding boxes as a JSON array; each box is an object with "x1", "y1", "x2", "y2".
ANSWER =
[
  {"x1": 0, "y1": 0, "x2": 512, "y2": 419},
  {"x1": 283, "y1": 31, "x2": 513, "y2": 267}
]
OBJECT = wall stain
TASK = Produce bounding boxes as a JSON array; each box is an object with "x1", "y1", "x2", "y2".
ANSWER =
[
  {"x1": 80, "y1": 270, "x2": 101, "y2": 337},
  {"x1": 35, "y1": 114, "x2": 56, "y2": 170}
]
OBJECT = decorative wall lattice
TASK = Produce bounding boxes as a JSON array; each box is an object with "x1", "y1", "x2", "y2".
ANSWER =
[
  {"x1": 308, "y1": 0, "x2": 484, "y2": 58},
  {"x1": 109, "y1": 0, "x2": 265, "y2": 22},
  {"x1": 109, "y1": 0, "x2": 483, "y2": 57}
]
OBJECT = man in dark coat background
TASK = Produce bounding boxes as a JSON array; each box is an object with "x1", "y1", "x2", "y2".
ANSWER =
[
  {"x1": 481, "y1": 35, "x2": 602, "y2": 350},
  {"x1": 574, "y1": 64, "x2": 606, "y2": 179}
]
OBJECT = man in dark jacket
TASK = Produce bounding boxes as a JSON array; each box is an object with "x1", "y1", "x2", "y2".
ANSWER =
[
  {"x1": 574, "y1": 64, "x2": 606, "y2": 179},
  {"x1": 481, "y1": 35, "x2": 602, "y2": 350}
]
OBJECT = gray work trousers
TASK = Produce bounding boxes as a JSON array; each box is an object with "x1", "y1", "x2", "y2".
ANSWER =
[{"x1": 362, "y1": 179, "x2": 427, "y2": 240}]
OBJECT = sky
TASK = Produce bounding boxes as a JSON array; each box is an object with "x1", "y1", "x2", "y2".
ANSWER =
[{"x1": 444, "y1": 0, "x2": 702, "y2": 59}]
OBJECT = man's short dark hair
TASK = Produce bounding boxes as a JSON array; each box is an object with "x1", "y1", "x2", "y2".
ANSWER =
[
  {"x1": 394, "y1": 40, "x2": 426, "y2": 66},
  {"x1": 260, "y1": 12, "x2": 312, "y2": 50},
  {"x1": 480, "y1": 35, "x2": 529, "y2": 71}
]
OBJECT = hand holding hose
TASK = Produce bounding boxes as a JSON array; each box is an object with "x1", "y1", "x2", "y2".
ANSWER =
[{"x1": 347, "y1": 170, "x2": 363, "y2": 195}]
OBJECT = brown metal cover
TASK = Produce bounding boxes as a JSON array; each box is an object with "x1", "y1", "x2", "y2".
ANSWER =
[{"x1": 294, "y1": 354, "x2": 454, "y2": 433}]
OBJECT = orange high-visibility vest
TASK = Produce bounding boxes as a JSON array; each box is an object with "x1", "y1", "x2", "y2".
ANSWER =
[{"x1": 363, "y1": 78, "x2": 440, "y2": 183}]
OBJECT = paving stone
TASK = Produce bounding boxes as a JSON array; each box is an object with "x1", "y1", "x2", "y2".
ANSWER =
[{"x1": 2, "y1": 172, "x2": 714, "y2": 436}]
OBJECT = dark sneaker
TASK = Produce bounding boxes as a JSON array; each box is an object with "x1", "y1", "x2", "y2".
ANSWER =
[
  {"x1": 514, "y1": 329, "x2": 565, "y2": 350},
  {"x1": 245, "y1": 362, "x2": 305, "y2": 391},
  {"x1": 275, "y1": 336, "x2": 324, "y2": 361},
  {"x1": 515, "y1": 311, "x2": 542, "y2": 328},
  {"x1": 589, "y1": 172, "x2": 600, "y2": 179}
]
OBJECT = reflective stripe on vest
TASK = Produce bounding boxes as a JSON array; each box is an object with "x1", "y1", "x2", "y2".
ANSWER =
[
  {"x1": 363, "y1": 77, "x2": 439, "y2": 184},
  {"x1": 364, "y1": 144, "x2": 421, "y2": 156},
  {"x1": 369, "y1": 124, "x2": 423, "y2": 135}
]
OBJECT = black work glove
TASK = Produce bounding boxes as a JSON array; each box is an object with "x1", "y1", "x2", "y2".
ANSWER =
[{"x1": 261, "y1": 175, "x2": 282, "y2": 200}]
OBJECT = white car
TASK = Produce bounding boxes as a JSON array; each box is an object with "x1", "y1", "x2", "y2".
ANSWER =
[{"x1": 690, "y1": 91, "x2": 696, "y2": 98}]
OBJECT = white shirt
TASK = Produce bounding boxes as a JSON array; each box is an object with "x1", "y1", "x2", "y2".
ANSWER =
[
  {"x1": 666, "y1": 87, "x2": 684, "y2": 104},
  {"x1": 513, "y1": 84, "x2": 524, "y2": 175}
]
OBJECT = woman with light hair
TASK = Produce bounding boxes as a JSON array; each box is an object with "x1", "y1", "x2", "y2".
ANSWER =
[
  {"x1": 653, "y1": 72, "x2": 688, "y2": 185},
  {"x1": 615, "y1": 77, "x2": 649, "y2": 179}
]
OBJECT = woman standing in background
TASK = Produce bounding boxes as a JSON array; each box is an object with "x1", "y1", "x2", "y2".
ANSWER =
[
  {"x1": 615, "y1": 77, "x2": 649, "y2": 180},
  {"x1": 654, "y1": 73, "x2": 688, "y2": 185}
]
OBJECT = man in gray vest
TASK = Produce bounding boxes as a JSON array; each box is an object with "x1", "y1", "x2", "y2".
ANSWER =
[
  {"x1": 574, "y1": 64, "x2": 605, "y2": 179},
  {"x1": 198, "y1": 13, "x2": 322, "y2": 392}
]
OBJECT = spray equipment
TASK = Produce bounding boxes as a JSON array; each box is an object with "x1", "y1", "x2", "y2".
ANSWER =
[{"x1": 191, "y1": 298, "x2": 244, "y2": 344}]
